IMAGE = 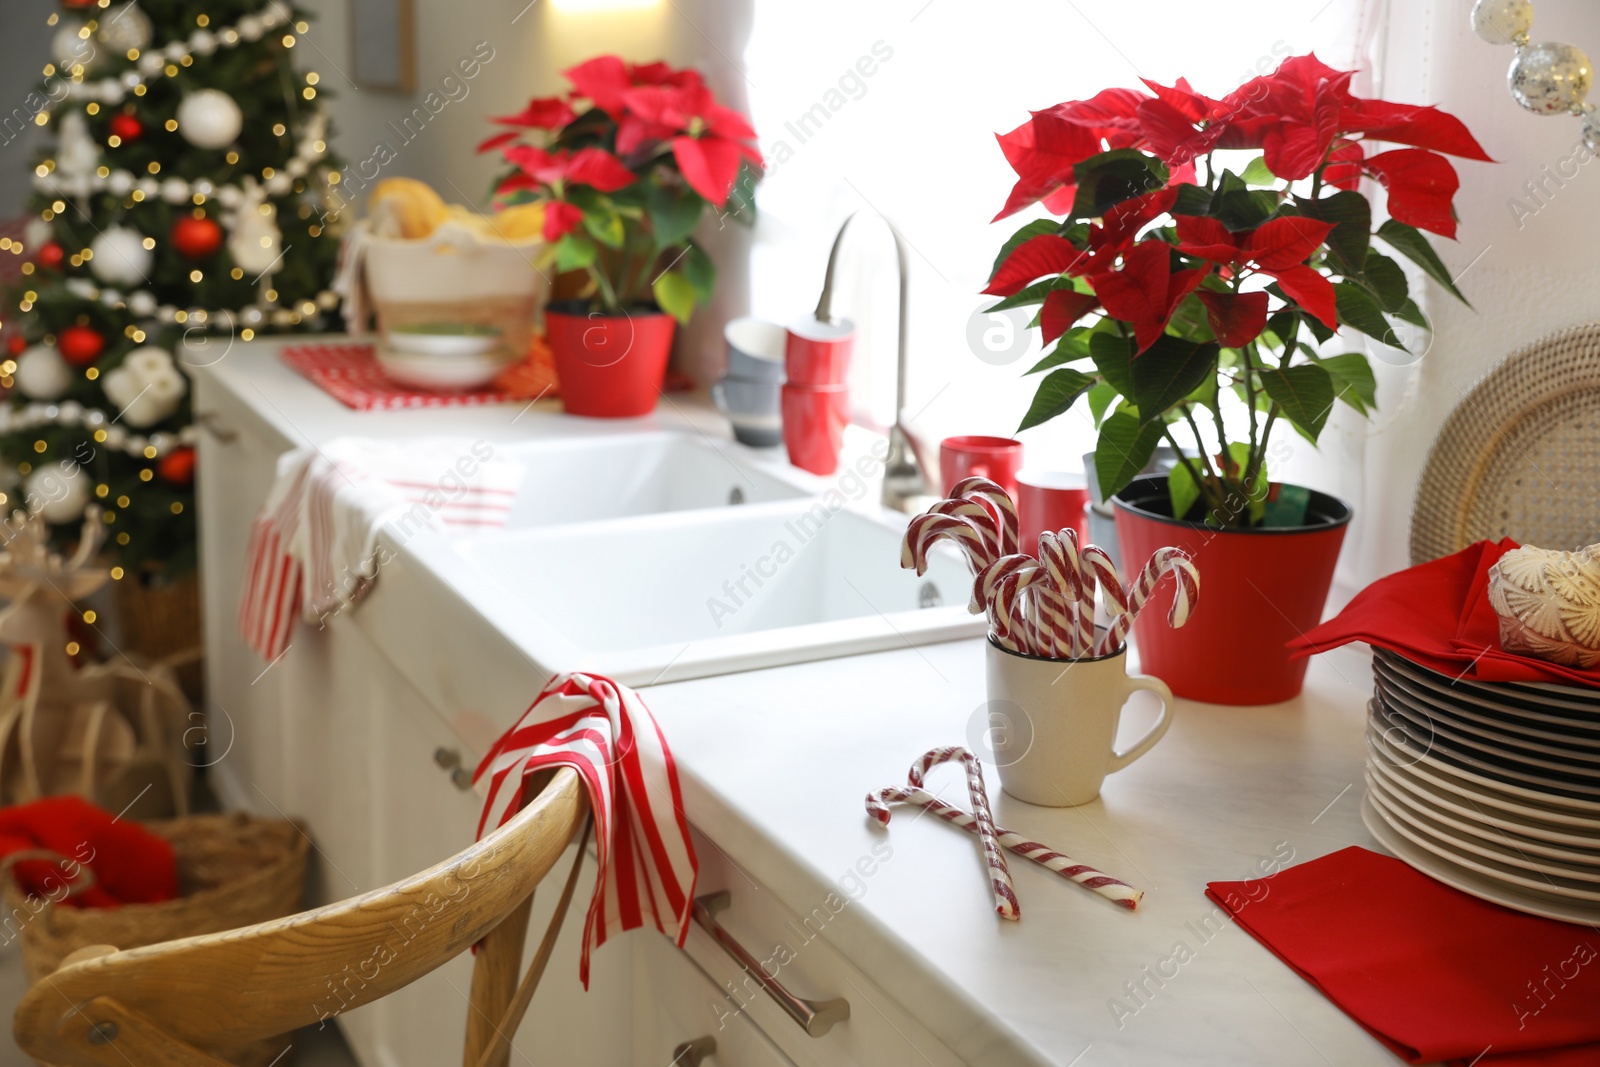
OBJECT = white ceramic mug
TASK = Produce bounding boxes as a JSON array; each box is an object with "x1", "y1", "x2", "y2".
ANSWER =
[{"x1": 984, "y1": 637, "x2": 1173, "y2": 806}]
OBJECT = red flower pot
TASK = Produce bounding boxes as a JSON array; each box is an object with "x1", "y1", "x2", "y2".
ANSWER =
[
  {"x1": 1112, "y1": 476, "x2": 1351, "y2": 705},
  {"x1": 545, "y1": 305, "x2": 676, "y2": 418}
]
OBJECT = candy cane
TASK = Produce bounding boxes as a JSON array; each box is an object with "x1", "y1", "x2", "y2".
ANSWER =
[
  {"x1": 1034, "y1": 533, "x2": 1076, "y2": 657},
  {"x1": 902, "y1": 747, "x2": 1019, "y2": 920},
  {"x1": 950, "y1": 476, "x2": 1019, "y2": 556},
  {"x1": 902, "y1": 513, "x2": 990, "y2": 576},
  {"x1": 928, "y1": 498, "x2": 1003, "y2": 564},
  {"x1": 1097, "y1": 548, "x2": 1200, "y2": 656},
  {"x1": 1080, "y1": 544, "x2": 1128, "y2": 617},
  {"x1": 866, "y1": 786, "x2": 1143, "y2": 910},
  {"x1": 970, "y1": 552, "x2": 1037, "y2": 615},
  {"x1": 990, "y1": 566, "x2": 1045, "y2": 656}
]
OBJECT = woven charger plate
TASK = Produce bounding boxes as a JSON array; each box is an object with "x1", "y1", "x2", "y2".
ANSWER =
[{"x1": 1410, "y1": 322, "x2": 1600, "y2": 564}]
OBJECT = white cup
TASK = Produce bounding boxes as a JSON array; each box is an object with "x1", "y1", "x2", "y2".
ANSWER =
[{"x1": 984, "y1": 636, "x2": 1173, "y2": 806}]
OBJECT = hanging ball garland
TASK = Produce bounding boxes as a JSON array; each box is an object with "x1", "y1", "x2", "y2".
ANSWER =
[
  {"x1": 158, "y1": 447, "x2": 196, "y2": 486},
  {"x1": 170, "y1": 215, "x2": 223, "y2": 259},
  {"x1": 13, "y1": 346, "x2": 73, "y2": 401},
  {"x1": 108, "y1": 113, "x2": 143, "y2": 143},
  {"x1": 58, "y1": 325, "x2": 106, "y2": 366},
  {"x1": 88, "y1": 225, "x2": 153, "y2": 286},
  {"x1": 1474, "y1": 0, "x2": 1600, "y2": 147},
  {"x1": 98, "y1": 4, "x2": 153, "y2": 53},
  {"x1": 51, "y1": 22, "x2": 95, "y2": 70},
  {"x1": 176, "y1": 90, "x2": 244, "y2": 150}
]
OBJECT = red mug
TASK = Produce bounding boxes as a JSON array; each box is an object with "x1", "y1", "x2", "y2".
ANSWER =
[
  {"x1": 939, "y1": 435, "x2": 1023, "y2": 498},
  {"x1": 782, "y1": 383, "x2": 849, "y2": 475},
  {"x1": 1017, "y1": 469, "x2": 1090, "y2": 551},
  {"x1": 785, "y1": 316, "x2": 855, "y2": 386}
]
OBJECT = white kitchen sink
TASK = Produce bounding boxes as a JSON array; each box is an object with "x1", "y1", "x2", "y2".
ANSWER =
[
  {"x1": 446, "y1": 500, "x2": 984, "y2": 684},
  {"x1": 492, "y1": 431, "x2": 804, "y2": 527}
]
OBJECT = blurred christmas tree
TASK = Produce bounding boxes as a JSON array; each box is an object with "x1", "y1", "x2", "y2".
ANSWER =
[{"x1": 3, "y1": 0, "x2": 344, "y2": 576}]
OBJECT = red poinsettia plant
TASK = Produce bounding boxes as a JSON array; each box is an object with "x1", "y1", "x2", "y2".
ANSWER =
[
  {"x1": 482, "y1": 56, "x2": 763, "y2": 322},
  {"x1": 987, "y1": 54, "x2": 1489, "y2": 527}
]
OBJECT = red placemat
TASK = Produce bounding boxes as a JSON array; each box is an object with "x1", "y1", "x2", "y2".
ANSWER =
[{"x1": 281, "y1": 343, "x2": 524, "y2": 411}]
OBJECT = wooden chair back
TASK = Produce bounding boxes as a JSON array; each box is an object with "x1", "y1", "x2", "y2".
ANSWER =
[{"x1": 12, "y1": 767, "x2": 587, "y2": 1067}]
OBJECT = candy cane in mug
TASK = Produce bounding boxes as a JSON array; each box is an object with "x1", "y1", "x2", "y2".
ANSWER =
[
  {"x1": 1097, "y1": 548, "x2": 1201, "y2": 656},
  {"x1": 950, "y1": 476, "x2": 1019, "y2": 556},
  {"x1": 902, "y1": 513, "x2": 992, "y2": 577}
]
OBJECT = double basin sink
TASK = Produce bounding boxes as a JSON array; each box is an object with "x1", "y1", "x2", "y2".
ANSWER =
[{"x1": 404, "y1": 431, "x2": 982, "y2": 686}]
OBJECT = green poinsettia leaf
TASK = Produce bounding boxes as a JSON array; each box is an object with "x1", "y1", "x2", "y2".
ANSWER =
[
  {"x1": 1071, "y1": 149, "x2": 1169, "y2": 219},
  {"x1": 1129, "y1": 335, "x2": 1219, "y2": 423},
  {"x1": 1295, "y1": 191, "x2": 1371, "y2": 275},
  {"x1": 652, "y1": 270, "x2": 697, "y2": 324},
  {"x1": 1090, "y1": 330, "x2": 1134, "y2": 397},
  {"x1": 1095, "y1": 410, "x2": 1166, "y2": 501},
  {"x1": 1017, "y1": 368, "x2": 1095, "y2": 432},
  {"x1": 1316, "y1": 352, "x2": 1378, "y2": 416},
  {"x1": 1334, "y1": 282, "x2": 1404, "y2": 349},
  {"x1": 555, "y1": 233, "x2": 597, "y2": 272},
  {"x1": 681, "y1": 241, "x2": 715, "y2": 302},
  {"x1": 1025, "y1": 326, "x2": 1095, "y2": 374},
  {"x1": 1259, "y1": 364, "x2": 1336, "y2": 442},
  {"x1": 1240, "y1": 156, "x2": 1277, "y2": 186},
  {"x1": 645, "y1": 185, "x2": 703, "y2": 249},
  {"x1": 1360, "y1": 249, "x2": 1409, "y2": 313},
  {"x1": 1376, "y1": 219, "x2": 1470, "y2": 307},
  {"x1": 1086, "y1": 380, "x2": 1118, "y2": 427}
]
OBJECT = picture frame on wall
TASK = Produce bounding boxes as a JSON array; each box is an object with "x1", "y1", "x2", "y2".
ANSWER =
[{"x1": 350, "y1": 0, "x2": 415, "y2": 92}]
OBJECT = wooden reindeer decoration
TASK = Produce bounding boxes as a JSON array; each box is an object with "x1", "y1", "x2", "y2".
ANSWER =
[{"x1": 0, "y1": 508, "x2": 191, "y2": 816}]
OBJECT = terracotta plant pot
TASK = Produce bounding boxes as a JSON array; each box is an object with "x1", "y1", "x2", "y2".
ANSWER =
[
  {"x1": 544, "y1": 304, "x2": 676, "y2": 418},
  {"x1": 1112, "y1": 475, "x2": 1352, "y2": 705}
]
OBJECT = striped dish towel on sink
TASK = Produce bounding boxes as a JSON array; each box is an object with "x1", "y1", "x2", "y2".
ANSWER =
[{"x1": 239, "y1": 437, "x2": 523, "y2": 661}]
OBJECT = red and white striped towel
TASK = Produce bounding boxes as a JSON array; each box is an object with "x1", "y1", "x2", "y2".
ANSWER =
[
  {"x1": 239, "y1": 438, "x2": 523, "y2": 661},
  {"x1": 475, "y1": 672, "x2": 697, "y2": 988}
]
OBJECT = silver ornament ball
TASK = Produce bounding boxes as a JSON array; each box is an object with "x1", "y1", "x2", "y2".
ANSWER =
[
  {"x1": 1509, "y1": 41, "x2": 1593, "y2": 115},
  {"x1": 1472, "y1": 0, "x2": 1533, "y2": 46}
]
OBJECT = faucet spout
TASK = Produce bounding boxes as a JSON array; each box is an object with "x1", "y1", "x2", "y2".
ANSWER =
[{"x1": 814, "y1": 213, "x2": 933, "y2": 513}]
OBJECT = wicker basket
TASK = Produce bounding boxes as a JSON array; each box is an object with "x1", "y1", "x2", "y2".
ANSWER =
[{"x1": 3, "y1": 813, "x2": 309, "y2": 1064}]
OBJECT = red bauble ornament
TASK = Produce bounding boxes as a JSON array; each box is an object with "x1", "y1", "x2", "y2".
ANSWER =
[
  {"x1": 58, "y1": 325, "x2": 105, "y2": 366},
  {"x1": 108, "y1": 113, "x2": 143, "y2": 143},
  {"x1": 158, "y1": 447, "x2": 196, "y2": 486},
  {"x1": 6, "y1": 336, "x2": 24, "y2": 356},
  {"x1": 35, "y1": 241, "x2": 63, "y2": 270},
  {"x1": 170, "y1": 216, "x2": 222, "y2": 259}
]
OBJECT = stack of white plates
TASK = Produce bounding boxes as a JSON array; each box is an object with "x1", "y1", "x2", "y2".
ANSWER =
[{"x1": 1362, "y1": 648, "x2": 1600, "y2": 923}]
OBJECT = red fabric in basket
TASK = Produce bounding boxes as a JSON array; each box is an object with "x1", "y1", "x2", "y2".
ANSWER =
[
  {"x1": 1288, "y1": 539, "x2": 1600, "y2": 690},
  {"x1": 0, "y1": 796, "x2": 178, "y2": 909}
]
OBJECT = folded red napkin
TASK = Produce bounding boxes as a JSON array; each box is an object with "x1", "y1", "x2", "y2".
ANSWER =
[
  {"x1": 0, "y1": 796, "x2": 178, "y2": 909},
  {"x1": 1208, "y1": 846, "x2": 1600, "y2": 1065},
  {"x1": 1287, "y1": 539, "x2": 1600, "y2": 689}
]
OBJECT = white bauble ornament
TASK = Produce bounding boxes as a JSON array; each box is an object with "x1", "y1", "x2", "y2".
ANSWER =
[
  {"x1": 160, "y1": 176, "x2": 190, "y2": 204},
  {"x1": 190, "y1": 30, "x2": 217, "y2": 56},
  {"x1": 13, "y1": 346, "x2": 72, "y2": 401},
  {"x1": 1471, "y1": 0, "x2": 1533, "y2": 46},
  {"x1": 1509, "y1": 42, "x2": 1593, "y2": 115},
  {"x1": 102, "y1": 347, "x2": 187, "y2": 428},
  {"x1": 127, "y1": 291, "x2": 157, "y2": 316},
  {"x1": 26, "y1": 465, "x2": 88, "y2": 524},
  {"x1": 99, "y1": 4, "x2": 153, "y2": 52},
  {"x1": 237, "y1": 15, "x2": 264, "y2": 41},
  {"x1": 107, "y1": 170, "x2": 134, "y2": 196},
  {"x1": 51, "y1": 22, "x2": 94, "y2": 70},
  {"x1": 89, "y1": 226, "x2": 151, "y2": 286},
  {"x1": 176, "y1": 90, "x2": 243, "y2": 149}
]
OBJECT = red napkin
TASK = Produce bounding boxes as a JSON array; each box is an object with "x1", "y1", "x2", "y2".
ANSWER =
[
  {"x1": 1287, "y1": 539, "x2": 1600, "y2": 689},
  {"x1": 0, "y1": 796, "x2": 179, "y2": 909},
  {"x1": 1208, "y1": 846, "x2": 1600, "y2": 1065}
]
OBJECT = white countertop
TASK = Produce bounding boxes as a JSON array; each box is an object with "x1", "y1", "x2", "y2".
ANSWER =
[{"x1": 195, "y1": 340, "x2": 1398, "y2": 1066}]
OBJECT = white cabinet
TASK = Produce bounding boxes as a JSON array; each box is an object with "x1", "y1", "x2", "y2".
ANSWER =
[{"x1": 634, "y1": 931, "x2": 793, "y2": 1067}]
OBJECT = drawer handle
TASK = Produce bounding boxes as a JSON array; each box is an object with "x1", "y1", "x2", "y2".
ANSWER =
[
  {"x1": 433, "y1": 748, "x2": 475, "y2": 791},
  {"x1": 692, "y1": 891, "x2": 850, "y2": 1038},
  {"x1": 671, "y1": 1036, "x2": 715, "y2": 1066}
]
